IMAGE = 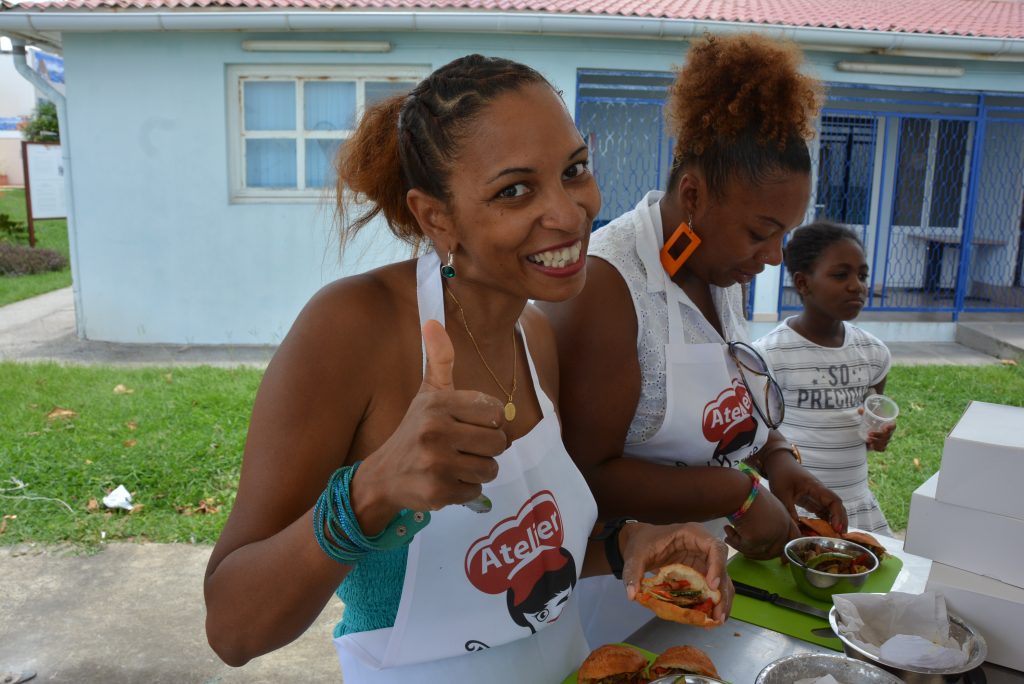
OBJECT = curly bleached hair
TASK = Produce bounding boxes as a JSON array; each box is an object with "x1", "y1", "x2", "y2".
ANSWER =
[{"x1": 666, "y1": 33, "x2": 823, "y2": 197}]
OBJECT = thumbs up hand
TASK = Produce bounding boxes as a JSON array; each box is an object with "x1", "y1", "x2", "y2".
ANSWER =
[
  {"x1": 420, "y1": 317, "x2": 457, "y2": 393},
  {"x1": 358, "y1": 320, "x2": 508, "y2": 516}
]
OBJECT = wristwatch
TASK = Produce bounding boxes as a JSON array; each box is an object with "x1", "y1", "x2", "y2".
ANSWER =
[{"x1": 593, "y1": 516, "x2": 639, "y2": 580}]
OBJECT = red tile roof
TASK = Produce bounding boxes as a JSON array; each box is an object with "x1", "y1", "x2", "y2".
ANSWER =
[{"x1": 3, "y1": 0, "x2": 1023, "y2": 40}]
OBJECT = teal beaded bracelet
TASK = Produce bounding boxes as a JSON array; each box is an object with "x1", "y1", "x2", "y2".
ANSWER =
[{"x1": 313, "y1": 462, "x2": 431, "y2": 564}]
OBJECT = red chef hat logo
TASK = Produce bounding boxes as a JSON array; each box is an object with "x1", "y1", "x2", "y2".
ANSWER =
[
  {"x1": 465, "y1": 491, "x2": 567, "y2": 604},
  {"x1": 702, "y1": 379, "x2": 758, "y2": 458}
]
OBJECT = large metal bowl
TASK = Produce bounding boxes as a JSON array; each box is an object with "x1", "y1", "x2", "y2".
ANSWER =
[
  {"x1": 784, "y1": 536, "x2": 879, "y2": 601},
  {"x1": 754, "y1": 652, "x2": 904, "y2": 683},
  {"x1": 829, "y1": 605, "x2": 988, "y2": 684}
]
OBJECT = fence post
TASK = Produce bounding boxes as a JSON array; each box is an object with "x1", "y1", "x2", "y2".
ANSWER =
[{"x1": 952, "y1": 95, "x2": 988, "y2": 320}]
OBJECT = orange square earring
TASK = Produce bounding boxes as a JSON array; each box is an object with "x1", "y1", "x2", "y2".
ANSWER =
[{"x1": 659, "y1": 218, "x2": 702, "y2": 277}]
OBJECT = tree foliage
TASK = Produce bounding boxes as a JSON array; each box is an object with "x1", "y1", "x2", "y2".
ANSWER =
[{"x1": 20, "y1": 100, "x2": 59, "y2": 143}]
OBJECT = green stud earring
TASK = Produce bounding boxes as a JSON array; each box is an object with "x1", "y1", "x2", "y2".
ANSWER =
[{"x1": 440, "y1": 251, "x2": 456, "y2": 279}]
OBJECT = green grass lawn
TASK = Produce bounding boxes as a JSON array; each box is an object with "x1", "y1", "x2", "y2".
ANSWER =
[
  {"x1": 1, "y1": 361, "x2": 1021, "y2": 547},
  {"x1": 0, "y1": 363, "x2": 262, "y2": 547},
  {"x1": 0, "y1": 188, "x2": 71, "y2": 307}
]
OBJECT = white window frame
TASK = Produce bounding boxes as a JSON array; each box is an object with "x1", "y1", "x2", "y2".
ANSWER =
[{"x1": 227, "y1": 64, "x2": 428, "y2": 203}]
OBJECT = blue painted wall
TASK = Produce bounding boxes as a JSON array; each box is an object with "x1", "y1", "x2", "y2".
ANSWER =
[{"x1": 60, "y1": 29, "x2": 1024, "y2": 343}]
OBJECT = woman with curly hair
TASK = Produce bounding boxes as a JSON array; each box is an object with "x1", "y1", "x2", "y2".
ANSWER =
[{"x1": 540, "y1": 33, "x2": 849, "y2": 644}]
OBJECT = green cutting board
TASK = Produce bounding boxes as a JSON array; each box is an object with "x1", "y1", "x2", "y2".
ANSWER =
[
  {"x1": 560, "y1": 643, "x2": 658, "y2": 684},
  {"x1": 727, "y1": 553, "x2": 903, "y2": 650}
]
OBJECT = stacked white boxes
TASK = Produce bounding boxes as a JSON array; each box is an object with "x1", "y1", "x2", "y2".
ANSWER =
[{"x1": 904, "y1": 401, "x2": 1024, "y2": 671}]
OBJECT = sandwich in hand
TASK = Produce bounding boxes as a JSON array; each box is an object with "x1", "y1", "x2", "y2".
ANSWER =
[
  {"x1": 633, "y1": 563, "x2": 722, "y2": 627},
  {"x1": 647, "y1": 645, "x2": 720, "y2": 679},
  {"x1": 577, "y1": 644, "x2": 649, "y2": 684}
]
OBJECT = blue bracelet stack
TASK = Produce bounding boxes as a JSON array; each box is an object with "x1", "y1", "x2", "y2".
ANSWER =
[{"x1": 313, "y1": 461, "x2": 431, "y2": 564}]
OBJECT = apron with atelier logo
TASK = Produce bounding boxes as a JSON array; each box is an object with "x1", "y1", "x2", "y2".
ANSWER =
[
  {"x1": 579, "y1": 195, "x2": 772, "y2": 647},
  {"x1": 334, "y1": 252, "x2": 599, "y2": 683}
]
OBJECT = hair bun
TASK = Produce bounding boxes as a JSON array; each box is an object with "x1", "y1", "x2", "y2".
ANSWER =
[{"x1": 668, "y1": 33, "x2": 822, "y2": 158}]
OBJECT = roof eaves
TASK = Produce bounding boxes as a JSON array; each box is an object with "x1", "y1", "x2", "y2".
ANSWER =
[{"x1": 1, "y1": 8, "x2": 1023, "y2": 54}]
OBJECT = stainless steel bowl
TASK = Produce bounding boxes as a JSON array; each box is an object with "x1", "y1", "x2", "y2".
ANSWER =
[
  {"x1": 754, "y1": 652, "x2": 904, "y2": 683},
  {"x1": 829, "y1": 605, "x2": 988, "y2": 684},
  {"x1": 647, "y1": 676, "x2": 727, "y2": 684},
  {"x1": 784, "y1": 536, "x2": 879, "y2": 601}
]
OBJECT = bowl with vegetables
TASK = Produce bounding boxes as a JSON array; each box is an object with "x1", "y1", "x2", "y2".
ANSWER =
[{"x1": 784, "y1": 536, "x2": 879, "y2": 601}]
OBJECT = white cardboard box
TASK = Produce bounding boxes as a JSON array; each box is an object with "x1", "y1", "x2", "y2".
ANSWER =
[
  {"x1": 935, "y1": 400, "x2": 1024, "y2": 520},
  {"x1": 904, "y1": 473, "x2": 1024, "y2": 589},
  {"x1": 926, "y1": 561, "x2": 1024, "y2": 671}
]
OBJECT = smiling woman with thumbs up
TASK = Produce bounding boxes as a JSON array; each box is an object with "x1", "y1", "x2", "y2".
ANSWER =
[{"x1": 204, "y1": 54, "x2": 732, "y2": 683}]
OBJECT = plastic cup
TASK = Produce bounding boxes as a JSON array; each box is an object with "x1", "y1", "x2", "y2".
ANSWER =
[{"x1": 858, "y1": 394, "x2": 899, "y2": 441}]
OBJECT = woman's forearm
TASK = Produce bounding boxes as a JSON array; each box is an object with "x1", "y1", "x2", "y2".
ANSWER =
[
  {"x1": 204, "y1": 507, "x2": 350, "y2": 666},
  {"x1": 755, "y1": 429, "x2": 802, "y2": 480},
  {"x1": 586, "y1": 456, "x2": 752, "y2": 524}
]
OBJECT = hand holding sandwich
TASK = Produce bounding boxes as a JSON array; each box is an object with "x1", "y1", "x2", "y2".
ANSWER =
[{"x1": 619, "y1": 521, "x2": 733, "y2": 625}]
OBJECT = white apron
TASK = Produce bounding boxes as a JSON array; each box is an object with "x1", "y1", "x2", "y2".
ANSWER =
[
  {"x1": 580, "y1": 197, "x2": 772, "y2": 647},
  {"x1": 334, "y1": 253, "x2": 598, "y2": 683}
]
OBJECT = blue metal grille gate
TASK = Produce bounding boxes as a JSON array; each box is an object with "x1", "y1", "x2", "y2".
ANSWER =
[
  {"x1": 782, "y1": 84, "x2": 1024, "y2": 317},
  {"x1": 576, "y1": 70, "x2": 676, "y2": 228},
  {"x1": 576, "y1": 69, "x2": 1024, "y2": 319}
]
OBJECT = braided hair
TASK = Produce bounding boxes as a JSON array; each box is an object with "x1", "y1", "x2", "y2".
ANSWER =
[
  {"x1": 666, "y1": 33, "x2": 823, "y2": 197},
  {"x1": 335, "y1": 55, "x2": 551, "y2": 245}
]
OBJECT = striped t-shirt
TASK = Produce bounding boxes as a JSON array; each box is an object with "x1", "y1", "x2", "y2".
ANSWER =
[{"x1": 754, "y1": 319, "x2": 893, "y2": 534}]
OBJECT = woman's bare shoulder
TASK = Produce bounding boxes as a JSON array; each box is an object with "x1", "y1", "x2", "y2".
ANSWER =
[
  {"x1": 266, "y1": 260, "x2": 419, "y2": 383},
  {"x1": 304, "y1": 261, "x2": 416, "y2": 329}
]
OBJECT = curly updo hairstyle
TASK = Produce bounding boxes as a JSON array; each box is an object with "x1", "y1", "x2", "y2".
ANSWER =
[
  {"x1": 335, "y1": 54, "x2": 551, "y2": 246},
  {"x1": 784, "y1": 220, "x2": 864, "y2": 276},
  {"x1": 666, "y1": 33, "x2": 823, "y2": 198}
]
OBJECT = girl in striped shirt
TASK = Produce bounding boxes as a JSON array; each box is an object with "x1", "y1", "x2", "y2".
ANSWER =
[{"x1": 754, "y1": 221, "x2": 895, "y2": 534}]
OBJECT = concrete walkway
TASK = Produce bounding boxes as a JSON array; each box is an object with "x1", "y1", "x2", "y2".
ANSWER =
[
  {"x1": 0, "y1": 288, "x2": 274, "y2": 367},
  {"x1": 0, "y1": 544, "x2": 341, "y2": 683},
  {"x1": 0, "y1": 287, "x2": 1012, "y2": 682},
  {"x1": 0, "y1": 287, "x2": 1008, "y2": 367}
]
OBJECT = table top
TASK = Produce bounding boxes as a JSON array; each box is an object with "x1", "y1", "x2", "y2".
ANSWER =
[{"x1": 625, "y1": 535, "x2": 1023, "y2": 683}]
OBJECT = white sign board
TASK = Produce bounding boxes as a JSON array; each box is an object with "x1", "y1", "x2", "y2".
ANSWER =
[{"x1": 26, "y1": 143, "x2": 67, "y2": 219}]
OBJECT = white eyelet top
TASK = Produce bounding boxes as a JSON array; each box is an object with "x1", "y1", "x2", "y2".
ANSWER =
[{"x1": 588, "y1": 191, "x2": 749, "y2": 445}]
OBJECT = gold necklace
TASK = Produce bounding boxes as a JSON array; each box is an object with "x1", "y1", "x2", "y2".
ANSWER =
[{"x1": 445, "y1": 286, "x2": 518, "y2": 422}]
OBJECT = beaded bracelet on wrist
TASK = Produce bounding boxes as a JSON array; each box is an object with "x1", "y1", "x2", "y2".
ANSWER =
[
  {"x1": 312, "y1": 461, "x2": 431, "y2": 565},
  {"x1": 727, "y1": 462, "x2": 762, "y2": 525}
]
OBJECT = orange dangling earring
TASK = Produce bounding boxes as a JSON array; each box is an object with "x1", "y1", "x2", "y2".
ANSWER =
[{"x1": 659, "y1": 214, "x2": 702, "y2": 277}]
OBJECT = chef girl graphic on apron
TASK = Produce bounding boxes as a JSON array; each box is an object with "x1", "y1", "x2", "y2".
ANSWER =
[
  {"x1": 703, "y1": 378, "x2": 760, "y2": 464},
  {"x1": 465, "y1": 490, "x2": 577, "y2": 642}
]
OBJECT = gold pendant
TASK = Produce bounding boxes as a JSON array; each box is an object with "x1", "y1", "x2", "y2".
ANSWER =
[{"x1": 504, "y1": 401, "x2": 516, "y2": 422}]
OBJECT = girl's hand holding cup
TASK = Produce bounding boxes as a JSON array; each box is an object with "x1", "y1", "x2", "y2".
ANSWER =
[{"x1": 858, "y1": 393, "x2": 899, "y2": 452}]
